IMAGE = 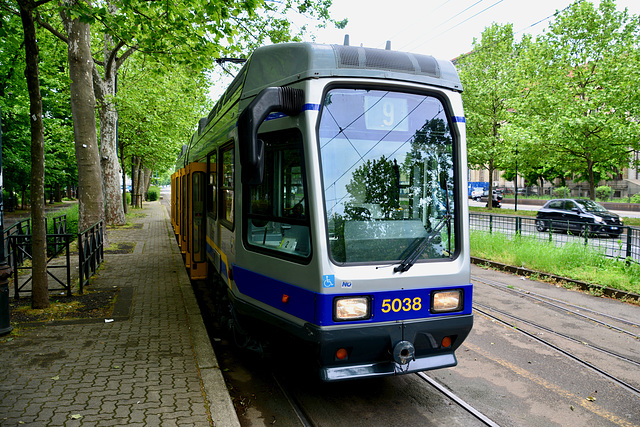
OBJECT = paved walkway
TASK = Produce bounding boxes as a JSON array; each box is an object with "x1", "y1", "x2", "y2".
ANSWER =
[{"x1": 0, "y1": 201, "x2": 240, "y2": 426}]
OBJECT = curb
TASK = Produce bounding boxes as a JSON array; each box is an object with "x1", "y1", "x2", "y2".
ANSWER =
[{"x1": 165, "y1": 210, "x2": 241, "y2": 427}]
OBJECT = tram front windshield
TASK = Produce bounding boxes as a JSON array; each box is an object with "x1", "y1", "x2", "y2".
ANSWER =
[{"x1": 319, "y1": 88, "x2": 458, "y2": 264}]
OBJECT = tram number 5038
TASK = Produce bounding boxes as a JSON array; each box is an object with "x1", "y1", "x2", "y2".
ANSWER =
[{"x1": 381, "y1": 297, "x2": 422, "y2": 313}]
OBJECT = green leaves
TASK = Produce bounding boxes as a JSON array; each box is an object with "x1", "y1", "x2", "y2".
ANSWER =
[
  {"x1": 116, "y1": 56, "x2": 211, "y2": 173},
  {"x1": 459, "y1": 1, "x2": 640, "y2": 197}
]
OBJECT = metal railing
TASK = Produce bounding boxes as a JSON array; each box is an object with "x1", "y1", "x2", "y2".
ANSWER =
[
  {"x1": 10, "y1": 231, "x2": 73, "y2": 299},
  {"x1": 78, "y1": 220, "x2": 104, "y2": 294},
  {"x1": 51, "y1": 215, "x2": 67, "y2": 254},
  {"x1": 3, "y1": 219, "x2": 32, "y2": 269},
  {"x1": 470, "y1": 213, "x2": 640, "y2": 264},
  {"x1": 10, "y1": 216, "x2": 106, "y2": 298}
]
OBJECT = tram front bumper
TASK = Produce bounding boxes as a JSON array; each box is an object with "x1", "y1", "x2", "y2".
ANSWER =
[{"x1": 312, "y1": 314, "x2": 473, "y2": 382}]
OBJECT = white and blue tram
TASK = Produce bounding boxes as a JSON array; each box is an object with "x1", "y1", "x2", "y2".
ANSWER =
[{"x1": 171, "y1": 42, "x2": 473, "y2": 381}]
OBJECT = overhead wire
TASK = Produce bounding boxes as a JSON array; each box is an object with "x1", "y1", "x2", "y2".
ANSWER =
[
  {"x1": 379, "y1": 0, "x2": 454, "y2": 49},
  {"x1": 399, "y1": 0, "x2": 489, "y2": 52},
  {"x1": 396, "y1": 1, "x2": 571, "y2": 57},
  {"x1": 407, "y1": 0, "x2": 505, "y2": 52}
]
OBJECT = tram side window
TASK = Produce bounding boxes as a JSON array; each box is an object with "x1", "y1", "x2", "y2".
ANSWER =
[
  {"x1": 221, "y1": 145, "x2": 234, "y2": 228},
  {"x1": 207, "y1": 151, "x2": 217, "y2": 219},
  {"x1": 245, "y1": 129, "x2": 311, "y2": 259}
]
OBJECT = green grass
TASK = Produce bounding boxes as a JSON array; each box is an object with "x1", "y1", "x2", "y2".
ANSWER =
[
  {"x1": 46, "y1": 203, "x2": 80, "y2": 235},
  {"x1": 471, "y1": 230, "x2": 640, "y2": 295}
]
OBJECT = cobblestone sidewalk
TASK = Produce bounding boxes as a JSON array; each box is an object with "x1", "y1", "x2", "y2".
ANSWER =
[{"x1": 0, "y1": 201, "x2": 239, "y2": 426}]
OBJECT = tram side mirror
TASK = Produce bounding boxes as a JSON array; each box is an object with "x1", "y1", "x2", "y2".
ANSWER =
[{"x1": 238, "y1": 86, "x2": 305, "y2": 185}]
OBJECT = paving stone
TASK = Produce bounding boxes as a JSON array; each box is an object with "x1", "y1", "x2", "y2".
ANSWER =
[{"x1": 1, "y1": 201, "x2": 239, "y2": 426}]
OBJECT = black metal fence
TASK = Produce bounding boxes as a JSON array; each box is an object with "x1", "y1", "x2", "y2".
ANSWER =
[
  {"x1": 78, "y1": 220, "x2": 104, "y2": 294},
  {"x1": 8, "y1": 216, "x2": 106, "y2": 298},
  {"x1": 10, "y1": 216, "x2": 73, "y2": 298},
  {"x1": 470, "y1": 213, "x2": 640, "y2": 264},
  {"x1": 3, "y1": 219, "x2": 31, "y2": 270}
]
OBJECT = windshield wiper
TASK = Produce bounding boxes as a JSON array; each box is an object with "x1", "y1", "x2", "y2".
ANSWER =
[
  {"x1": 394, "y1": 214, "x2": 451, "y2": 273},
  {"x1": 394, "y1": 172, "x2": 452, "y2": 273}
]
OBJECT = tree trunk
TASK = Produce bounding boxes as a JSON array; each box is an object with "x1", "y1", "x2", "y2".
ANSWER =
[
  {"x1": 96, "y1": 20, "x2": 125, "y2": 226},
  {"x1": 136, "y1": 162, "x2": 144, "y2": 206},
  {"x1": 54, "y1": 182, "x2": 62, "y2": 202},
  {"x1": 487, "y1": 158, "x2": 495, "y2": 210},
  {"x1": 18, "y1": 0, "x2": 49, "y2": 309},
  {"x1": 143, "y1": 166, "x2": 152, "y2": 199},
  {"x1": 120, "y1": 143, "x2": 127, "y2": 213},
  {"x1": 60, "y1": 0, "x2": 105, "y2": 232},
  {"x1": 131, "y1": 156, "x2": 143, "y2": 207}
]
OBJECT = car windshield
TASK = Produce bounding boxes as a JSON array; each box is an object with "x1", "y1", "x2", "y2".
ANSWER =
[
  {"x1": 319, "y1": 88, "x2": 458, "y2": 264},
  {"x1": 575, "y1": 199, "x2": 608, "y2": 212}
]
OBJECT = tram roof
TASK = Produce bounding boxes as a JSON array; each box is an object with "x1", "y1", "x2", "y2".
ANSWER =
[
  {"x1": 241, "y1": 43, "x2": 463, "y2": 97},
  {"x1": 175, "y1": 43, "x2": 463, "y2": 170}
]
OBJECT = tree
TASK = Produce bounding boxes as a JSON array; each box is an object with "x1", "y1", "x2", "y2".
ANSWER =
[
  {"x1": 345, "y1": 156, "x2": 399, "y2": 220},
  {"x1": 510, "y1": 0, "x2": 640, "y2": 199},
  {"x1": 115, "y1": 57, "x2": 210, "y2": 203},
  {"x1": 28, "y1": 0, "x2": 344, "y2": 227},
  {"x1": 1, "y1": 7, "x2": 76, "y2": 208},
  {"x1": 457, "y1": 23, "x2": 519, "y2": 209},
  {"x1": 16, "y1": 0, "x2": 49, "y2": 308},
  {"x1": 59, "y1": 0, "x2": 105, "y2": 231},
  {"x1": 72, "y1": 0, "x2": 345, "y2": 225},
  {"x1": 0, "y1": 10, "x2": 30, "y2": 206}
]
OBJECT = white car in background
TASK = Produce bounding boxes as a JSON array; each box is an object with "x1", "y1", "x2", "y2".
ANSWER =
[{"x1": 471, "y1": 188, "x2": 484, "y2": 201}]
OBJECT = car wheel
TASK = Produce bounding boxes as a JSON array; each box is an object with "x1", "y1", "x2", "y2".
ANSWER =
[
  {"x1": 581, "y1": 224, "x2": 593, "y2": 237},
  {"x1": 535, "y1": 220, "x2": 547, "y2": 232}
]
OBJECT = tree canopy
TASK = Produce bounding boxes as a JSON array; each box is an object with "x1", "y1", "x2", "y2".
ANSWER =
[
  {"x1": 459, "y1": 0, "x2": 640, "y2": 200},
  {"x1": 456, "y1": 23, "x2": 519, "y2": 207}
]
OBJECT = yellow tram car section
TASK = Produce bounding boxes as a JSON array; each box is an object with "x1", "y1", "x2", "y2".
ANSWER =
[{"x1": 172, "y1": 163, "x2": 208, "y2": 280}]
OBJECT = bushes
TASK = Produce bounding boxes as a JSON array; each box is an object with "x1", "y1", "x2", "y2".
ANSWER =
[
  {"x1": 146, "y1": 186, "x2": 160, "y2": 201},
  {"x1": 596, "y1": 185, "x2": 612, "y2": 201},
  {"x1": 552, "y1": 186, "x2": 570, "y2": 198},
  {"x1": 631, "y1": 193, "x2": 640, "y2": 204}
]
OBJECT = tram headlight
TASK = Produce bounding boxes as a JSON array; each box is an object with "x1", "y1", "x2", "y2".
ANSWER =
[
  {"x1": 334, "y1": 296, "x2": 371, "y2": 321},
  {"x1": 431, "y1": 290, "x2": 463, "y2": 313}
]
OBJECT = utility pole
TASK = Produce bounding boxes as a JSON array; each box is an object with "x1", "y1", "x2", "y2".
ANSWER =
[{"x1": 0, "y1": 107, "x2": 13, "y2": 335}]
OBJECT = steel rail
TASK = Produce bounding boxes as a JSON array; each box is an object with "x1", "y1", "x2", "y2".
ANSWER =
[
  {"x1": 272, "y1": 374, "x2": 314, "y2": 427},
  {"x1": 472, "y1": 275, "x2": 640, "y2": 338},
  {"x1": 416, "y1": 372, "x2": 500, "y2": 427},
  {"x1": 475, "y1": 302, "x2": 640, "y2": 367},
  {"x1": 474, "y1": 306, "x2": 640, "y2": 398}
]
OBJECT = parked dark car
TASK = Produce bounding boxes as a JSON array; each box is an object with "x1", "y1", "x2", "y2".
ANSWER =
[
  {"x1": 480, "y1": 189, "x2": 503, "y2": 208},
  {"x1": 535, "y1": 199, "x2": 624, "y2": 237}
]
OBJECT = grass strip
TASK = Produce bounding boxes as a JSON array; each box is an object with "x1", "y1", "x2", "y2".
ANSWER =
[{"x1": 470, "y1": 230, "x2": 640, "y2": 295}]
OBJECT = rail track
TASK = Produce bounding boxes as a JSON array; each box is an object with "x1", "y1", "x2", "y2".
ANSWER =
[
  {"x1": 273, "y1": 370, "x2": 500, "y2": 427},
  {"x1": 472, "y1": 275, "x2": 640, "y2": 338},
  {"x1": 472, "y1": 274, "x2": 640, "y2": 399}
]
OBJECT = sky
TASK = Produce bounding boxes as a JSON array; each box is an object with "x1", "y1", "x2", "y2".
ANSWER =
[
  {"x1": 307, "y1": 0, "x2": 640, "y2": 60},
  {"x1": 208, "y1": 0, "x2": 640, "y2": 101}
]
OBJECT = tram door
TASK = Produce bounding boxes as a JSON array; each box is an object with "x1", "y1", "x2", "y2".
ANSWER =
[
  {"x1": 189, "y1": 164, "x2": 207, "y2": 280},
  {"x1": 180, "y1": 170, "x2": 188, "y2": 253}
]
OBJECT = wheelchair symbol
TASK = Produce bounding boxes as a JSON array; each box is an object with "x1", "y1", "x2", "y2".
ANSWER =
[{"x1": 323, "y1": 275, "x2": 335, "y2": 288}]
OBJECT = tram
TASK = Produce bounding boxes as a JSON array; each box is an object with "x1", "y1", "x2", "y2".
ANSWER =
[{"x1": 171, "y1": 42, "x2": 473, "y2": 381}]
